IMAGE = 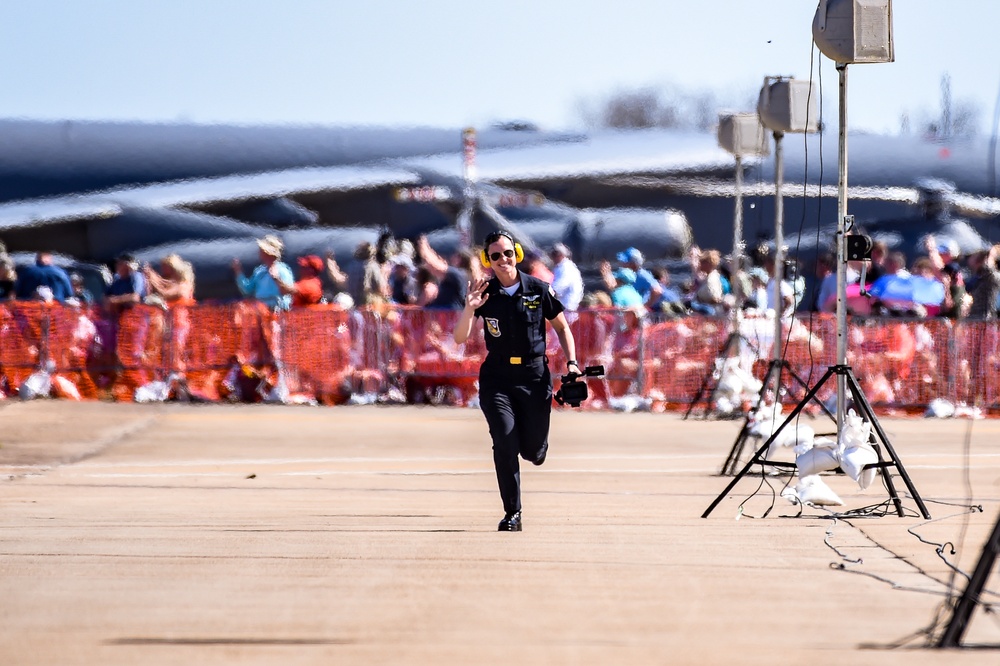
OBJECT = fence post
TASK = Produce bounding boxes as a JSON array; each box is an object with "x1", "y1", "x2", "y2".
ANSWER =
[{"x1": 636, "y1": 313, "x2": 646, "y2": 396}]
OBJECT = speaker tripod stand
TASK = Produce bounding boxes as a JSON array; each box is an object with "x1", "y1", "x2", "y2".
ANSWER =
[
  {"x1": 704, "y1": 364, "x2": 931, "y2": 519},
  {"x1": 720, "y1": 357, "x2": 835, "y2": 476},
  {"x1": 683, "y1": 324, "x2": 759, "y2": 421}
]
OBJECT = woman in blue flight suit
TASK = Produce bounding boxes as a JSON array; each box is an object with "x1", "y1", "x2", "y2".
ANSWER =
[{"x1": 453, "y1": 231, "x2": 578, "y2": 532}]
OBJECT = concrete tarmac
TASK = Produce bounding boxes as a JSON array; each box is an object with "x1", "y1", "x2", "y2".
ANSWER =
[{"x1": 1, "y1": 401, "x2": 999, "y2": 665}]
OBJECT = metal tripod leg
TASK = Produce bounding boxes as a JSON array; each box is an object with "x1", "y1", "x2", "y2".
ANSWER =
[
  {"x1": 705, "y1": 364, "x2": 930, "y2": 519},
  {"x1": 936, "y1": 509, "x2": 1000, "y2": 648},
  {"x1": 719, "y1": 359, "x2": 830, "y2": 476},
  {"x1": 683, "y1": 329, "x2": 759, "y2": 421},
  {"x1": 704, "y1": 367, "x2": 833, "y2": 517},
  {"x1": 841, "y1": 366, "x2": 930, "y2": 519},
  {"x1": 684, "y1": 331, "x2": 737, "y2": 420}
]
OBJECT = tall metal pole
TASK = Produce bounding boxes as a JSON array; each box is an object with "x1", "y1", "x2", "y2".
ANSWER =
[
  {"x1": 770, "y1": 131, "x2": 785, "y2": 399},
  {"x1": 835, "y1": 64, "x2": 848, "y2": 433},
  {"x1": 730, "y1": 154, "x2": 745, "y2": 329},
  {"x1": 458, "y1": 127, "x2": 477, "y2": 252}
]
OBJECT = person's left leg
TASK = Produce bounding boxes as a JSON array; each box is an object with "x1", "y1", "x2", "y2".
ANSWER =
[{"x1": 513, "y1": 376, "x2": 553, "y2": 466}]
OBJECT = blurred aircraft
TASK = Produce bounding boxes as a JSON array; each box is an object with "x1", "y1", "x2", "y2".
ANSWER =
[
  {"x1": 6, "y1": 117, "x2": 996, "y2": 304},
  {"x1": 0, "y1": 119, "x2": 725, "y2": 299},
  {"x1": 508, "y1": 130, "x2": 1000, "y2": 263}
]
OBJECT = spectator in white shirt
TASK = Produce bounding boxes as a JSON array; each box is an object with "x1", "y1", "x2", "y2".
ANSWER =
[{"x1": 548, "y1": 243, "x2": 584, "y2": 311}]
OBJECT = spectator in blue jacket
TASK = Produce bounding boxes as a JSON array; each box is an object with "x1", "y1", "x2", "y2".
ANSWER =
[
  {"x1": 14, "y1": 252, "x2": 74, "y2": 303},
  {"x1": 105, "y1": 253, "x2": 148, "y2": 315}
]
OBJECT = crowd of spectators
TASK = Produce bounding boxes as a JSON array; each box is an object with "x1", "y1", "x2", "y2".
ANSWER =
[
  {"x1": 3, "y1": 230, "x2": 1000, "y2": 323},
  {"x1": 4, "y1": 232, "x2": 1000, "y2": 409},
  {"x1": 3, "y1": 231, "x2": 1000, "y2": 324}
]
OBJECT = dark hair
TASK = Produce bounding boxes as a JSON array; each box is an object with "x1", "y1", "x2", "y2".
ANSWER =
[{"x1": 483, "y1": 230, "x2": 516, "y2": 247}]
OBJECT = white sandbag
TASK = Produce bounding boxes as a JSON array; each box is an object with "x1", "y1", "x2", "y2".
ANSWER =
[
  {"x1": 925, "y1": 398, "x2": 955, "y2": 419},
  {"x1": 134, "y1": 381, "x2": 170, "y2": 403},
  {"x1": 715, "y1": 395, "x2": 736, "y2": 415},
  {"x1": 795, "y1": 475, "x2": 844, "y2": 506},
  {"x1": 19, "y1": 371, "x2": 51, "y2": 400},
  {"x1": 796, "y1": 446, "x2": 840, "y2": 477},
  {"x1": 51, "y1": 375, "x2": 82, "y2": 401},
  {"x1": 717, "y1": 370, "x2": 743, "y2": 400},
  {"x1": 839, "y1": 410, "x2": 872, "y2": 450},
  {"x1": 841, "y1": 444, "x2": 878, "y2": 489},
  {"x1": 748, "y1": 403, "x2": 782, "y2": 438}
]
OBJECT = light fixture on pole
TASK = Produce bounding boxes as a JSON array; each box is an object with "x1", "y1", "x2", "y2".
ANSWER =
[
  {"x1": 717, "y1": 113, "x2": 769, "y2": 310},
  {"x1": 713, "y1": 80, "x2": 824, "y2": 474},
  {"x1": 683, "y1": 114, "x2": 769, "y2": 420},
  {"x1": 705, "y1": 1, "x2": 928, "y2": 517},
  {"x1": 813, "y1": 0, "x2": 894, "y2": 437},
  {"x1": 756, "y1": 76, "x2": 818, "y2": 403}
]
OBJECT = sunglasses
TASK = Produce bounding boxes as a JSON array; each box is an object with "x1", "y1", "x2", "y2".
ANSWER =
[{"x1": 489, "y1": 249, "x2": 515, "y2": 262}]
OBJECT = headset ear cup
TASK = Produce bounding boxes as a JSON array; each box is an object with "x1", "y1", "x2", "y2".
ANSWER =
[
  {"x1": 514, "y1": 243, "x2": 524, "y2": 263},
  {"x1": 479, "y1": 249, "x2": 491, "y2": 269}
]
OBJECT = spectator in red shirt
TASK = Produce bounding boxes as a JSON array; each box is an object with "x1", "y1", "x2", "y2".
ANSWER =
[
  {"x1": 522, "y1": 250, "x2": 554, "y2": 284},
  {"x1": 289, "y1": 255, "x2": 324, "y2": 307}
]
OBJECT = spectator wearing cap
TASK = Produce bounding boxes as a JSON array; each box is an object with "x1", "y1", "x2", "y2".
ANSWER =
[
  {"x1": 610, "y1": 246, "x2": 662, "y2": 310},
  {"x1": 232, "y1": 235, "x2": 293, "y2": 311},
  {"x1": 549, "y1": 243, "x2": 583, "y2": 312},
  {"x1": 14, "y1": 251, "x2": 74, "y2": 303},
  {"x1": 925, "y1": 235, "x2": 964, "y2": 286},
  {"x1": 608, "y1": 267, "x2": 644, "y2": 308},
  {"x1": 389, "y1": 254, "x2": 418, "y2": 305},
  {"x1": 284, "y1": 254, "x2": 325, "y2": 307},
  {"x1": 105, "y1": 253, "x2": 148, "y2": 315}
]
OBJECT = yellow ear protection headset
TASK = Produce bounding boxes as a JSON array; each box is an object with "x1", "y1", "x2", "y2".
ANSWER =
[{"x1": 479, "y1": 230, "x2": 524, "y2": 268}]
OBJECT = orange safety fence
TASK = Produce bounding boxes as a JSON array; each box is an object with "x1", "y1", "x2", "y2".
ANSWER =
[{"x1": 2, "y1": 300, "x2": 1000, "y2": 415}]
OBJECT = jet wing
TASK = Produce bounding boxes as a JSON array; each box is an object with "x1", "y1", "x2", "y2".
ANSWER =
[
  {"x1": 0, "y1": 164, "x2": 422, "y2": 232},
  {"x1": 410, "y1": 128, "x2": 738, "y2": 182}
]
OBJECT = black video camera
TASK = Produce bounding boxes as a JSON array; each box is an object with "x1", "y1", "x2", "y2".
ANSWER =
[{"x1": 554, "y1": 364, "x2": 605, "y2": 408}]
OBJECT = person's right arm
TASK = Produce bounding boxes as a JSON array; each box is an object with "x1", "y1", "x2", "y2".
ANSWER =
[
  {"x1": 454, "y1": 278, "x2": 489, "y2": 344},
  {"x1": 419, "y1": 236, "x2": 449, "y2": 280},
  {"x1": 325, "y1": 252, "x2": 348, "y2": 288}
]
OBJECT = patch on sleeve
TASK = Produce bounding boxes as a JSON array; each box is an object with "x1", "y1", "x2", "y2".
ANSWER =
[{"x1": 485, "y1": 317, "x2": 501, "y2": 337}]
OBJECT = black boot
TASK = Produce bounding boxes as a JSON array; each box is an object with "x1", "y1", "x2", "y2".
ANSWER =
[{"x1": 497, "y1": 511, "x2": 522, "y2": 531}]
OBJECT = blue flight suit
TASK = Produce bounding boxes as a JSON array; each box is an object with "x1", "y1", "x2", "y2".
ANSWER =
[{"x1": 474, "y1": 272, "x2": 565, "y2": 515}]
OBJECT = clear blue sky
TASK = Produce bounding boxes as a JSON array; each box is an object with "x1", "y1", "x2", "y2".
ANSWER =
[{"x1": 1, "y1": 1, "x2": 996, "y2": 135}]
